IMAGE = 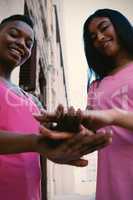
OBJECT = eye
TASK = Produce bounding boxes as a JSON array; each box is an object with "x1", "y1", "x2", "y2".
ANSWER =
[
  {"x1": 26, "y1": 39, "x2": 33, "y2": 49},
  {"x1": 100, "y1": 24, "x2": 110, "y2": 32},
  {"x1": 9, "y1": 28, "x2": 20, "y2": 37}
]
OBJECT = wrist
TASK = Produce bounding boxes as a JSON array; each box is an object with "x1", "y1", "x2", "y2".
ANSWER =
[
  {"x1": 27, "y1": 134, "x2": 39, "y2": 153},
  {"x1": 110, "y1": 108, "x2": 124, "y2": 125}
]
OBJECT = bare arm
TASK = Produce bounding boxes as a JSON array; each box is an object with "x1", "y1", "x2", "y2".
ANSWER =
[
  {"x1": 0, "y1": 126, "x2": 73, "y2": 154},
  {"x1": 111, "y1": 108, "x2": 133, "y2": 131},
  {"x1": 0, "y1": 131, "x2": 37, "y2": 154},
  {"x1": 0, "y1": 127, "x2": 74, "y2": 155},
  {"x1": 0, "y1": 126, "x2": 112, "y2": 167},
  {"x1": 82, "y1": 108, "x2": 133, "y2": 131}
]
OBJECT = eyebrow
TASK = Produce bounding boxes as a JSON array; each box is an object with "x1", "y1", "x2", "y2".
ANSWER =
[
  {"x1": 97, "y1": 20, "x2": 111, "y2": 29},
  {"x1": 89, "y1": 20, "x2": 111, "y2": 37},
  {"x1": 9, "y1": 26, "x2": 34, "y2": 41}
]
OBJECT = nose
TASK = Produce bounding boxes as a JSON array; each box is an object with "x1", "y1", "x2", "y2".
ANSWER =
[
  {"x1": 97, "y1": 31, "x2": 105, "y2": 42},
  {"x1": 16, "y1": 37, "x2": 25, "y2": 47},
  {"x1": 15, "y1": 38, "x2": 30, "y2": 56}
]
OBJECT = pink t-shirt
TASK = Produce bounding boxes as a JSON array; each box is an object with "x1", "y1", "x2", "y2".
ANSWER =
[
  {"x1": 0, "y1": 80, "x2": 41, "y2": 200},
  {"x1": 87, "y1": 63, "x2": 133, "y2": 200}
]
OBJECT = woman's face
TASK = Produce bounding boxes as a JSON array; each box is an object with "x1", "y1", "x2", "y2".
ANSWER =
[
  {"x1": 0, "y1": 20, "x2": 34, "y2": 68},
  {"x1": 88, "y1": 16, "x2": 121, "y2": 57}
]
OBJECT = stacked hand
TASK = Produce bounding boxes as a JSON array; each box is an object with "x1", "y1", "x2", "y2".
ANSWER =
[
  {"x1": 36, "y1": 105, "x2": 82, "y2": 133},
  {"x1": 35, "y1": 105, "x2": 114, "y2": 132},
  {"x1": 34, "y1": 105, "x2": 113, "y2": 167},
  {"x1": 36, "y1": 125, "x2": 112, "y2": 167}
]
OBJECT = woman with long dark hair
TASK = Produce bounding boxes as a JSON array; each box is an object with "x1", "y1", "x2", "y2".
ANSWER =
[
  {"x1": 83, "y1": 8, "x2": 133, "y2": 200},
  {"x1": 84, "y1": 8, "x2": 133, "y2": 85}
]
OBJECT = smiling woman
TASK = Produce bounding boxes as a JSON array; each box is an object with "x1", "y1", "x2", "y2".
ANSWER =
[
  {"x1": 0, "y1": 19, "x2": 34, "y2": 71},
  {"x1": 83, "y1": 8, "x2": 133, "y2": 200},
  {"x1": 88, "y1": 17, "x2": 121, "y2": 57},
  {"x1": 84, "y1": 9, "x2": 133, "y2": 82}
]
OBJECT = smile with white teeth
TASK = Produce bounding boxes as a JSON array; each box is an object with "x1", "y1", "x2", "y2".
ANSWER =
[
  {"x1": 103, "y1": 40, "x2": 112, "y2": 48},
  {"x1": 8, "y1": 47, "x2": 23, "y2": 59},
  {"x1": 11, "y1": 48, "x2": 21, "y2": 55}
]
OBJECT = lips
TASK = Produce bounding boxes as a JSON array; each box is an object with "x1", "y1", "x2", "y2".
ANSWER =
[
  {"x1": 10, "y1": 48, "x2": 21, "y2": 56},
  {"x1": 101, "y1": 40, "x2": 112, "y2": 49},
  {"x1": 9, "y1": 44, "x2": 25, "y2": 54},
  {"x1": 7, "y1": 46, "x2": 25, "y2": 61}
]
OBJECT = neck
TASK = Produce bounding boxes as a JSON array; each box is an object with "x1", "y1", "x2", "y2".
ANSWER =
[
  {"x1": 109, "y1": 50, "x2": 133, "y2": 75},
  {"x1": 0, "y1": 63, "x2": 12, "y2": 81}
]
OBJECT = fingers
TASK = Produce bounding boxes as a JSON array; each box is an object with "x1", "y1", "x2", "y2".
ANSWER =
[
  {"x1": 76, "y1": 109, "x2": 83, "y2": 121},
  {"x1": 78, "y1": 133, "x2": 112, "y2": 156},
  {"x1": 33, "y1": 104, "x2": 65, "y2": 123},
  {"x1": 66, "y1": 159, "x2": 88, "y2": 167},
  {"x1": 33, "y1": 112, "x2": 57, "y2": 123},
  {"x1": 55, "y1": 126, "x2": 93, "y2": 150},
  {"x1": 84, "y1": 132, "x2": 112, "y2": 149},
  {"x1": 67, "y1": 106, "x2": 76, "y2": 116},
  {"x1": 39, "y1": 126, "x2": 73, "y2": 140},
  {"x1": 56, "y1": 104, "x2": 65, "y2": 119},
  {"x1": 79, "y1": 125, "x2": 94, "y2": 135},
  {"x1": 34, "y1": 106, "x2": 82, "y2": 133},
  {"x1": 58, "y1": 131, "x2": 112, "y2": 159}
]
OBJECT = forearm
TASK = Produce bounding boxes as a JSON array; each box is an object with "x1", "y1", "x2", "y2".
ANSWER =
[
  {"x1": 81, "y1": 108, "x2": 133, "y2": 131},
  {"x1": 112, "y1": 108, "x2": 133, "y2": 131},
  {"x1": 0, "y1": 131, "x2": 38, "y2": 154}
]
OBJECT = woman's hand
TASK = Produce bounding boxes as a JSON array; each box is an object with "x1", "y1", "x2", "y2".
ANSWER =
[
  {"x1": 34, "y1": 106, "x2": 115, "y2": 132},
  {"x1": 80, "y1": 109, "x2": 117, "y2": 131},
  {"x1": 36, "y1": 107, "x2": 133, "y2": 132},
  {"x1": 34, "y1": 105, "x2": 82, "y2": 133},
  {"x1": 33, "y1": 105, "x2": 65, "y2": 123},
  {"x1": 34, "y1": 125, "x2": 112, "y2": 167}
]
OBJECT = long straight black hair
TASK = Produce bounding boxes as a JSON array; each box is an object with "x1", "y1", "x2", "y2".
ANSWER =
[{"x1": 83, "y1": 9, "x2": 133, "y2": 87}]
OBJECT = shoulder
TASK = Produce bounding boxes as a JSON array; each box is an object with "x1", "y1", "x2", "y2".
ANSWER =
[
  {"x1": 87, "y1": 80, "x2": 100, "y2": 94},
  {"x1": 19, "y1": 87, "x2": 44, "y2": 111},
  {"x1": 28, "y1": 93, "x2": 44, "y2": 111}
]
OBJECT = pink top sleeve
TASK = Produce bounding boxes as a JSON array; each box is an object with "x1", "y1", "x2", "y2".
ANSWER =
[{"x1": 87, "y1": 80, "x2": 99, "y2": 110}]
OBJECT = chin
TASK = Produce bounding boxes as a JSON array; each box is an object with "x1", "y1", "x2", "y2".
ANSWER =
[
  {"x1": 3, "y1": 59, "x2": 20, "y2": 70},
  {"x1": 8, "y1": 60, "x2": 19, "y2": 67},
  {"x1": 103, "y1": 49, "x2": 117, "y2": 57}
]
